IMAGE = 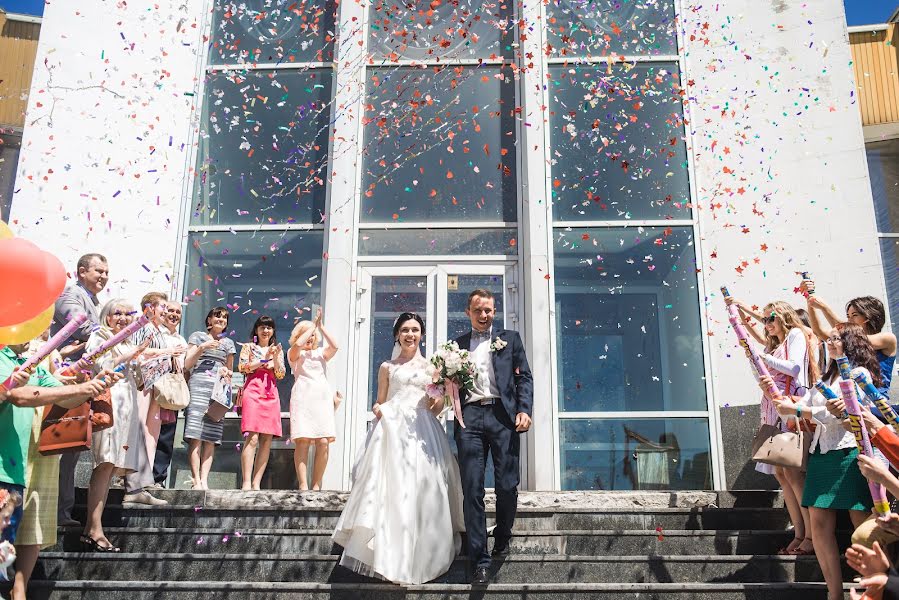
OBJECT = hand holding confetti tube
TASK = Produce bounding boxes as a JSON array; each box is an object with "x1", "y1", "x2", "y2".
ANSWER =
[
  {"x1": 0, "y1": 313, "x2": 88, "y2": 390},
  {"x1": 851, "y1": 367, "x2": 899, "y2": 435},
  {"x1": 839, "y1": 379, "x2": 891, "y2": 516},
  {"x1": 721, "y1": 286, "x2": 781, "y2": 400},
  {"x1": 58, "y1": 314, "x2": 149, "y2": 379}
]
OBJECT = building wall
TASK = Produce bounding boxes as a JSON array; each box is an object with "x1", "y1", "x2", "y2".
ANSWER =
[
  {"x1": 8, "y1": 0, "x2": 205, "y2": 300},
  {"x1": 8, "y1": 0, "x2": 886, "y2": 490},
  {"x1": 684, "y1": 1, "x2": 884, "y2": 485}
]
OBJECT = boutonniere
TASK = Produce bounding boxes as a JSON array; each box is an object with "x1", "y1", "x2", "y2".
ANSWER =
[{"x1": 490, "y1": 337, "x2": 508, "y2": 352}]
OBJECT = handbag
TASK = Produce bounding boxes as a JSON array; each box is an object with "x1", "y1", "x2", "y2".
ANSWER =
[
  {"x1": 153, "y1": 358, "x2": 190, "y2": 411},
  {"x1": 90, "y1": 390, "x2": 114, "y2": 431},
  {"x1": 39, "y1": 401, "x2": 92, "y2": 455},
  {"x1": 205, "y1": 376, "x2": 233, "y2": 423},
  {"x1": 751, "y1": 417, "x2": 811, "y2": 470}
]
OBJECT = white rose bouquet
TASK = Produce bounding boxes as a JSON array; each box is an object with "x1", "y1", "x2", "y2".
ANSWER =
[{"x1": 426, "y1": 341, "x2": 477, "y2": 427}]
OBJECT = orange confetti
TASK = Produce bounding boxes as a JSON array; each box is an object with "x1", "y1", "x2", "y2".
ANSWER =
[{"x1": 446, "y1": 171, "x2": 454, "y2": 179}]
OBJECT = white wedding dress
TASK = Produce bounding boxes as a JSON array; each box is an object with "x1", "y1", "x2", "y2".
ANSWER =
[{"x1": 332, "y1": 357, "x2": 465, "y2": 585}]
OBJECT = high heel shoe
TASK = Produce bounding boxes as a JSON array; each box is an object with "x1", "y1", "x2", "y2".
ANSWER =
[{"x1": 79, "y1": 534, "x2": 121, "y2": 553}]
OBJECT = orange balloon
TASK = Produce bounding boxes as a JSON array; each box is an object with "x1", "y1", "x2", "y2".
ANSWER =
[
  {"x1": 0, "y1": 238, "x2": 67, "y2": 326},
  {"x1": 0, "y1": 303, "x2": 54, "y2": 345}
]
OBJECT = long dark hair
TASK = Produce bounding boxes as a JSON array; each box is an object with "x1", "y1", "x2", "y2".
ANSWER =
[
  {"x1": 393, "y1": 312, "x2": 425, "y2": 341},
  {"x1": 823, "y1": 322, "x2": 884, "y2": 387},
  {"x1": 250, "y1": 315, "x2": 277, "y2": 347},
  {"x1": 846, "y1": 296, "x2": 887, "y2": 335}
]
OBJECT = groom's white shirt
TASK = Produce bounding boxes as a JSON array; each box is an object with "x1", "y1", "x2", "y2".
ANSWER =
[{"x1": 467, "y1": 328, "x2": 500, "y2": 404}]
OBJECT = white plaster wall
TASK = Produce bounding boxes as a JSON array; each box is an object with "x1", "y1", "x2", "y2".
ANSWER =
[
  {"x1": 683, "y1": 0, "x2": 884, "y2": 407},
  {"x1": 9, "y1": 0, "x2": 206, "y2": 302}
]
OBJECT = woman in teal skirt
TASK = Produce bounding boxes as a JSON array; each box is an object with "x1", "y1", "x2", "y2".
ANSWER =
[{"x1": 765, "y1": 323, "x2": 880, "y2": 600}]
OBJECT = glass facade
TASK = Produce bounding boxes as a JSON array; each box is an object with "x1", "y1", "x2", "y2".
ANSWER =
[{"x1": 181, "y1": 0, "x2": 714, "y2": 490}]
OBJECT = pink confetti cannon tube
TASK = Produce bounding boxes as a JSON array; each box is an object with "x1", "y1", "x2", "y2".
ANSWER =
[
  {"x1": 0, "y1": 313, "x2": 89, "y2": 390},
  {"x1": 839, "y1": 379, "x2": 891, "y2": 515},
  {"x1": 58, "y1": 314, "x2": 149, "y2": 378},
  {"x1": 721, "y1": 286, "x2": 782, "y2": 400}
]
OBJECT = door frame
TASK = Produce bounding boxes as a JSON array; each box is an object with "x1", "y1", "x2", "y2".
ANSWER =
[{"x1": 347, "y1": 260, "x2": 524, "y2": 487}]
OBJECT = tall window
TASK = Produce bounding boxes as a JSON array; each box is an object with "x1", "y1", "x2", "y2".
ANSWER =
[
  {"x1": 546, "y1": 0, "x2": 712, "y2": 490},
  {"x1": 184, "y1": 0, "x2": 337, "y2": 406},
  {"x1": 872, "y1": 139, "x2": 899, "y2": 345},
  {"x1": 356, "y1": 0, "x2": 519, "y2": 255}
]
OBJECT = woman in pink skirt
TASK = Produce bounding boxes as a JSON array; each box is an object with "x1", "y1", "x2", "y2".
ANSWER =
[{"x1": 238, "y1": 316, "x2": 285, "y2": 490}]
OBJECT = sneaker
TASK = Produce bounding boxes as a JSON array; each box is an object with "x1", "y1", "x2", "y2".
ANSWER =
[
  {"x1": 123, "y1": 491, "x2": 169, "y2": 506},
  {"x1": 146, "y1": 483, "x2": 166, "y2": 490}
]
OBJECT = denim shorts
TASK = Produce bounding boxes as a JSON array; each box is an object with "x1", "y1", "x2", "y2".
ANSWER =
[{"x1": 0, "y1": 482, "x2": 25, "y2": 544}]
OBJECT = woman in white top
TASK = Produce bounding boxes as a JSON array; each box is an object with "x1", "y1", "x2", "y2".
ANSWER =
[{"x1": 767, "y1": 323, "x2": 876, "y2": 600}]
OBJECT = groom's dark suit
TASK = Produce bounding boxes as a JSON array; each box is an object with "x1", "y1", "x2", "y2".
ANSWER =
[{"x1": 454, "y1": 327, "x2": 533, "y2": 570}]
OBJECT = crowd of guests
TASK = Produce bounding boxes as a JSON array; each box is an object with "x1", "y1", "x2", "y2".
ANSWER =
[
  {"x1": 0, "y1": 252, "x2": 341, "y2": 598},
  {"x1": 728, "y1": 277, "x2": 899, "y2": 600}
]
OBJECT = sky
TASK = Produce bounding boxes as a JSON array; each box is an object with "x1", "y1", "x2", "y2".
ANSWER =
[{"x1": 0, "y1": 0, "x2": 897, "y2": 23}]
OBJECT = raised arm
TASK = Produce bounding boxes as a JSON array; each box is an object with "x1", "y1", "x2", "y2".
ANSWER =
[
  {"x1": 287, "y1": 326, "x2": 317, "y2": 365},
  {"x1": 868, "y1": 331, "x2": 898, "y2": 356},
  {"x1": 319, "y1": 324, "x2": 339, "y2": 361}
]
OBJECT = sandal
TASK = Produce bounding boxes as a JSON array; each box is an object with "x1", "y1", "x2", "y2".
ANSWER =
[
  {"x1": 777, "y1": 537, "x2": 802, "y2": 555},
  {"x1": 79, "y1": 534, "x2": 121, "y2": 553},
  {"x1": 788, "y1": 537, "x2": 815, "y2": 556}
]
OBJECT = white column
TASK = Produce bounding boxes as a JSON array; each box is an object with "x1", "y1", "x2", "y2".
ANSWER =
[
  {"x1": 518, "y1": 0, "x2": 558, "y2": 490},
  {"x1": 319, "y1": 0, "x2": 367, "y2": 490}
]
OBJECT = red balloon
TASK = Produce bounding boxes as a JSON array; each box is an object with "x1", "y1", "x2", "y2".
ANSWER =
[{"x1": 0, "y1": 238, "x2": 67, "y2": 327}]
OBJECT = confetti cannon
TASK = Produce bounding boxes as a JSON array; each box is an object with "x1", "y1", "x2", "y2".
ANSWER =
[
  {"x1": 721, "y1": 286, "x2": 782, "y2": 400},
  {"x1": 0, "y1": 313, "x2": 88, "y2": 391},
  {"x1": 851, "y1": 367, "x2": 899, "y2": 435},
  {"x1": 840, "y1": 378, "x2": 891, "y2": 515}
]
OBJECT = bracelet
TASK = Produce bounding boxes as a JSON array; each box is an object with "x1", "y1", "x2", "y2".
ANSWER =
[{"x1": 796, "y1": 406, "x2": 803, "y2": 419}]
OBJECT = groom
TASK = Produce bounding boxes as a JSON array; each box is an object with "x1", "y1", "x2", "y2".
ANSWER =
[{"x1": 454, "y1": 288, "x2": 533, "y2": 585}]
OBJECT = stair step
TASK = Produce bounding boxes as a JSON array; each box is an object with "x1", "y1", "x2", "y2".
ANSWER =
[
  {"x1": 33, "y1": 553, "x2": 827, "y2": 584},
  {"x1": 20, "y1": 580, "x2": 837, "y2": 600},
  {"x1": 51, "y1": 527, "x2": 803, "y2": 555},
  {"x1": 75, "y1": 505, "x2": 791, "y2": 531}
]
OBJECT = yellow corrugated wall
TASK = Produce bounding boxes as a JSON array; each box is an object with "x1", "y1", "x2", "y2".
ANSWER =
[
  {"x1": 850, "y1": 24, "x2": 899, "y2": 126},
  {"x1": 0, "y1": 13, "x2": 40, "y2": 129}
]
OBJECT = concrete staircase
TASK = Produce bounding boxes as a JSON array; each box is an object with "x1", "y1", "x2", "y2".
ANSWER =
[{"x1": 16, "y1": 490, "x2": 851, "y2": 599}]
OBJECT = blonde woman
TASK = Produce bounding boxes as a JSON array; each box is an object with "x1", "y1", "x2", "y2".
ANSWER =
[
  {"x1": 729, "y1": 298, "x2": 819, "y2": 556},
  {"x1": 288, "y1": 308, "x2": 338, "y2": 490}
]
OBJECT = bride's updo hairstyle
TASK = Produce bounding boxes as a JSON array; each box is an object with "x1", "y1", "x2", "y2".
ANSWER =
[{"x1": 393, "y1": 312, "x2": 425, "y2": 343}]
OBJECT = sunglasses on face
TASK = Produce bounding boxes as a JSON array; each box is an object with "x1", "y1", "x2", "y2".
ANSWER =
[{"x1": 763, "y1": 313, "x2": 778, "y2": 325}]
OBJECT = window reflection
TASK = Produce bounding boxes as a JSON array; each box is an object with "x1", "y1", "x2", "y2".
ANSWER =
[
  {"x1": 358, "y1": 228, "x2": 517, "y2": 256},
  {"x1": 553, "y1": 226, "x2": 706, "y2": 412},
  {"x1": 210, "y1": 0, "x2": 337, "y2": 64},
  {"x1": 361, "y1": 66, "x2": 517, "y2": 223},
  {"x1": 868, "y1": 140, "x2": 899, "y2": 233},
  {"x1": 184, "y1": 230, "x2": 324, "y2": 409},
  {"x1": 545, "y1": 0, "x2": 677, "y2": 58},
  {"x1": 560, "y1": 419, "x2": 711, "y2": 490},
  {"x1": 368, "y1": 0, "x2": 514, "y2": 62},
  {"x1": 192, "y1": 70, "x2": 332, "y2": 227},
  {"x1": 548, "y1": 63, "x2": 690, "y2": 221}
]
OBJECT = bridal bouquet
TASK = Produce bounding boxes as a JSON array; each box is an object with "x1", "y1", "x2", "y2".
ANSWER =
[{"x1": 426, "y1": 341, "x2": 477, "y2": 427}]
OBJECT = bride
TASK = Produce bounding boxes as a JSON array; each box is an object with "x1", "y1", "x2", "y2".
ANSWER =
[{"x1": 332, "y1": 312, "x2": 464, "y2": 585}]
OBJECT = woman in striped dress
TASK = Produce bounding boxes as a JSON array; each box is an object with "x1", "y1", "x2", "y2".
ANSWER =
[{"x1": 183, "y1": 307, "x2": 235, "y2": 490}]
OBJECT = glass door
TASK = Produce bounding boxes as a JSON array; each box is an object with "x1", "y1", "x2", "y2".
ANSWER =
[{"x1": 352, "y1": 263, "x2": 520, "y2": 486}]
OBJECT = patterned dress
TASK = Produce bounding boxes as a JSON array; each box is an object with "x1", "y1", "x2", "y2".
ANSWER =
[
  {"x1": 238, "y1": 343, "x2": 285, "y2": 437},
  {"x1": 184, "y1": 332, "x2": 236, "y2": 445}
]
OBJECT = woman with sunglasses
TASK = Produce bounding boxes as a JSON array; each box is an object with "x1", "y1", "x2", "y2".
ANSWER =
[{"x1": 727, "y1": 298, "x2": 819, "y2": 556}]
